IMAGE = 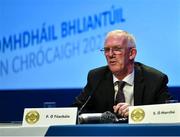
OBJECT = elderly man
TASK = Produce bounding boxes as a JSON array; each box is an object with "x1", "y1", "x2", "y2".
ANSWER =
[{"x1": 73, "y1": 30, "x2": 171, "y2": 118}]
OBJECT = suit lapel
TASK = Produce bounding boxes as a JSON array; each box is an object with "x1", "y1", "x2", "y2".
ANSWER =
[{"x1": 134, "y1": 63, "x2": 145, "y2": 105}]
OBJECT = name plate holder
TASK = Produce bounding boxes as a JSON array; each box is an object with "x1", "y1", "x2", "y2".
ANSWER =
[
  {"x1": 22, "y1": 107, "x2": 78, "y2": 127},
  {"x1": 129, "y1": 103, "x2": 180, "y2": 124}
]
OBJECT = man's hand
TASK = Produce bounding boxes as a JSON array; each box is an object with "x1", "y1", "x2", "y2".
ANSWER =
[{"x1": 113, "y1": 103, "x2": 130, "y2": 117}]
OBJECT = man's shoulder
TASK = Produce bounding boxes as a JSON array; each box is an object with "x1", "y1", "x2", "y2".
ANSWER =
[
  {"x1": 135, "y1": 62, "x2": 166, "y2": 78},
  {"x1": 89, "y1": 66, "x2": 110, "y2": 75},
  {"x1": 90, "y1": 66, "x2": 109, "y2": 73}
]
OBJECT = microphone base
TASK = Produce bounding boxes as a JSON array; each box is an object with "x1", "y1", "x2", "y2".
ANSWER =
[
  {"x1": 78, "y1": 113, "x2": 102, "y2": 124},
  {"x1": 78, "y1": 111, "x2": 128, "y2": 124}
]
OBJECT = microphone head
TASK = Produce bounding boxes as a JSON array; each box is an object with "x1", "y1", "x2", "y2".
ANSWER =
[{"x1": 100, "y1": 111, "x2": 119, "y2": 123}]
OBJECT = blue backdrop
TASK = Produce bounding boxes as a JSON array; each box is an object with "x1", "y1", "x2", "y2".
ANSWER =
[
  {"x1": 1, "y1": 0, "x2": 180, "y2": 89},
  {"x1": 0, "y1": 0, "x2": 180, "y2": 123}
]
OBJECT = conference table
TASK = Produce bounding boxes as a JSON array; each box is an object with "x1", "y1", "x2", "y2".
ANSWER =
[
  {"x1": 45, "y1": 123, "x2": 180, "y2": 136},
  {"x1": 1, "y1": 123, "x2": 180, "y2": 136}
]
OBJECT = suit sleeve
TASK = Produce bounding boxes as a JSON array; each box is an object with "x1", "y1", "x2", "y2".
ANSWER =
[
  {"x1": 72, "y1": 67, "x2": 107, "y2": 112},
  {"x1": 155, "y1": 74, "x2": 172, "y2": 103},
  {"x1": 72, "y1": 70, "x2": 93, "y2": 109}
]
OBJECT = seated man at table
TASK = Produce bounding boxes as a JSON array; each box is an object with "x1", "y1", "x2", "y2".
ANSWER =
[{"x1": 73, "y1": 29, "x2": 171, "y2": 118}]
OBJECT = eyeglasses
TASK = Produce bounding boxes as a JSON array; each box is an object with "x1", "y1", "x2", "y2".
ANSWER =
[{"x1": 100, "y1": 47, "x2": 124, "y2": 55}]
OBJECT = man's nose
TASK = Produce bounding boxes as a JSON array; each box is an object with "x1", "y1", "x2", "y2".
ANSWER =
[{"x1": 109, "y1": 49, "x2": 114, "y2": 56}]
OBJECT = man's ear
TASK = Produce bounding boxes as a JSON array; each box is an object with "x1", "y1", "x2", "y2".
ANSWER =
[{"x1": 129, "y1": 48, "x2": 137, "y2": 60}]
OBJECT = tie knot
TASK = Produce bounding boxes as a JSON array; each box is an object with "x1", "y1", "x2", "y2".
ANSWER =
[{"x1": 116, "y1": 81, "x2": 125, "y2": 90}]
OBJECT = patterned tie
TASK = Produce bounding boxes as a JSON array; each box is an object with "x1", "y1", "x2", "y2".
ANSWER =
[{"x1": 115, "y1": 81, "x2": 125, "y2": 104}]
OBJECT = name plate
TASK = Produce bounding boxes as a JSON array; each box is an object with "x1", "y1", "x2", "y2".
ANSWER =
[
  {"x1": 129, "y1": 103, "x2": 180, "y2": 124},
  {"x1": 22, "y1": 107, "x2": 78, "y2": 126}
]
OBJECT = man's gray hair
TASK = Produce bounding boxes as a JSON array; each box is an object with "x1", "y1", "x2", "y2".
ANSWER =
[{"x1": 105, "y1": 30, "x2": 136, "y2": 48}]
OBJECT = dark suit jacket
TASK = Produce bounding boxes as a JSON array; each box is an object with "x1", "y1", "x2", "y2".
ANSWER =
[{"x1": 74, "y1": 62, "x2": 171, "y2": 113}]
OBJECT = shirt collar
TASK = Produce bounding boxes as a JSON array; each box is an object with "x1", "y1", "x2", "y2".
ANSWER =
[{"x1": 113, "y1": 70, "x2": 134, "y2": 86}]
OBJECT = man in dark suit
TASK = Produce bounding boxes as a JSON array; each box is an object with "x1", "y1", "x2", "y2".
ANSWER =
[{"x1": 73, "y1": 30, "x2": 171, "y2": 117}]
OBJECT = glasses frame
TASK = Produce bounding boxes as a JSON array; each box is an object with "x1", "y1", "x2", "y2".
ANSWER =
[{"x1": 100, "y1": 47, "x2": 124, "y2": 55}]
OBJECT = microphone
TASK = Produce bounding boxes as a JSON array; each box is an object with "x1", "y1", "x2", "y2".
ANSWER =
[
  {"x1": 78, "y1": 94, "x2": 92, "y2": 115},
  {"x1": 78, "y1": 111, "x2": 128, "y2": 124}
]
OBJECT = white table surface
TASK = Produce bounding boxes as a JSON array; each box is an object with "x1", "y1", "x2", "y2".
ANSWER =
[{"x1": 0, "y1": 123, "x2": 48, "y2": 136}]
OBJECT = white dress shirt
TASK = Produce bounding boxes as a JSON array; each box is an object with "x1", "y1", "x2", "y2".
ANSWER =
[{"x1": 113, "y1": 70, "x2": 134, "y2": 106}]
